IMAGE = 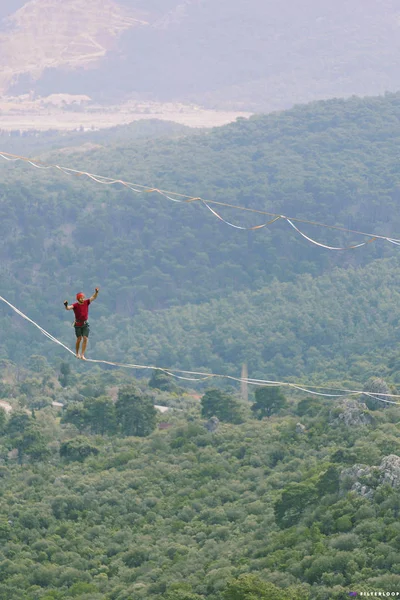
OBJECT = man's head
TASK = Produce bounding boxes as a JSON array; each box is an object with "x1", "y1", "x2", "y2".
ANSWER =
[{"x1": 76, "y1": 292, "x2": 85, "y2": 303}]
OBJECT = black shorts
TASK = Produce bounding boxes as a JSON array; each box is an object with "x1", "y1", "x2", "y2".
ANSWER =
[{"x1": 74, "y1": 323, "x2": 90, "y2": 338}]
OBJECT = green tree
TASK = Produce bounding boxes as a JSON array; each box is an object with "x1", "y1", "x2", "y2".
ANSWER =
[
  {"x1": 13, "y1": 423, "x2": 50, "y2": 464},
  {"x1": 66, "y1": 582, "x2": 97, "y2": 596},
  {"x1": 316, "y1": 465, "x2": 340, "y2": 496},
  {"x1": 60, "y1": 402, "x2": 89, "y2": 432},
  {"x1": 251, "y1": 386, "x2": 287, "y2": 419},
  {"x1": 30, "y1": 396, "x2": 53, "y2": 410},
  {"x1": 149, "y1": 369, "x2": 177, "y2": 392},
  {"x1": 296, "y1": 397, "x2": 321, "y2": 417},
  {"x1": 165, "y1": 590, "x2": 204, "y2": 600},
  {"x1": 362, "y1": 377, "x2": 390, "y2": 411},
  {"x1": 116, "y1": 385, "x2": 157, "y2": 437},
  {"x1": 122, "y1": 548, "x2": 150, "y2": 568},
  {"x1": 60, "y1": 437, "x2": 100, "y2": 462},
  {"x1": 0, "y1": 407, "x2": 6, "y2": 434},
  {"x1": 79, "y1": 379, "x2": 106, "y2": 398},
  {"x1": 201, "y1": 389, "x2": 244, "y2": 424},
  {"x1": 19, "y1": 377, "x2": 42, "y2": 399},
  {"x1": 0, "y1": 518, "x2": 11, "y2": 541},
  {"x1": 6, "y1": 411, "x2": 32, "y2": 439},
  {"x1": 0, "y1": 381, "x2": 12, "y2": 398},
  {"x1": 274, "y1": 481, "x2": 318, "y2": 529},
  {"x1": 59, "y1": 361, "x2": 73, "y2": 388},
  {"x1": 84, "y1": 395, "x2": 116, "y2": 435},
  {"x1": 223, "y1": 574, "x2": 305, "y2": 600},
  {"x1": 28, "y1": 354, "x2": 50, "y2": 373}
]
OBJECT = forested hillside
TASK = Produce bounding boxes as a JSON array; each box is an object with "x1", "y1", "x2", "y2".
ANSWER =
[
  {"x1": 105, "y1": 258, "x2": 400, "y2": 385},
  {"x1": 0, "y1": 119, "x2": 191, "y2": 155},
  {"x1": 1, "y1": 363, "x2": 400, "y2": 599},
  {"x1": 1, "y1": 94, "x2": 400, "y2": 381},
  {"x1": 3, "y1": 93, "x2": 400, "y2": 599}
]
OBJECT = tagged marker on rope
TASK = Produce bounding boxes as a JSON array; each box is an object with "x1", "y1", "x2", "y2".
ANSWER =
[{"x1": 1, "y1": 151, "x2": 400, "y2": 250}]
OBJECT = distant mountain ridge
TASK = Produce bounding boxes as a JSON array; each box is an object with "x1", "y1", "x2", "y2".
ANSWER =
[
  {"x1": 1, "y1": 0, "x2": 400, "y2": 111},
  {"x1": 0, "y1": 0, "x2": 148, "y2": 93}
]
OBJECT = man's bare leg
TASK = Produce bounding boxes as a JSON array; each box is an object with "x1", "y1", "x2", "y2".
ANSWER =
[
  {"x1": 81, "y1": 336, "x2": 88, "y2": 360},
  {"x1": 76, "y1": 336, "x2": 82, "y2": 358}
]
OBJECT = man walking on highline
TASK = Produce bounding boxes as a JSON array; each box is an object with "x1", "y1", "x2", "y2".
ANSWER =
[{"x1": 64, "y1": 288, "x2": 99, "y2": 359}]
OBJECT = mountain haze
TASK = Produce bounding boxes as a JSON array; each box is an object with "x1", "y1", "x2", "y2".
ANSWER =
[{"x1": 1, "y1": 0, "x2": 400, "y2": 110}]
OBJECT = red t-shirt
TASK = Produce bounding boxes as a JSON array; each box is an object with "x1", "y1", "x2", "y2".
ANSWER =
[{"x1": 73, "y1": 299, "x2": 91, "y2": 326}]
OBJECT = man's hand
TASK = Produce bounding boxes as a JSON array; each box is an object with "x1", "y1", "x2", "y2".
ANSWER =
[
  {"x1": 90, "y1": 288, "x2": 99, "y2": 302},
  {"x1": 64, "y1": 300, "x2": 68, "y2": 308}
]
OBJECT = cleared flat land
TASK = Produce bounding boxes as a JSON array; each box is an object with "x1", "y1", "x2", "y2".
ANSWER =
[{"x1": 0, "y1": 98, "x2": 252, "y2": 131}]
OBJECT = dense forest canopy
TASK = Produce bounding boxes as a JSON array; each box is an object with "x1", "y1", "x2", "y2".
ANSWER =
[
  {"x1": 1, "y1": 94, "x2": 400, "y2": 383},
  {"x1": 2, "y1": 93, "x2": 400, "y2": 599},
  {"x1": 0, "y1": 362, "x2": 400, "y2": 599},
  {"x1": 108, "y1": 258, "x2": 400, "y2": 385}
]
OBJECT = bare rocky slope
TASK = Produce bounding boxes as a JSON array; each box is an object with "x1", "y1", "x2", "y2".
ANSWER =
[
  {"x1": 0, "y1": 0, "x2": 148, "y2": 93},
  {"x1": 1, "y1": 0, "x2": 400, "y2": 111}
]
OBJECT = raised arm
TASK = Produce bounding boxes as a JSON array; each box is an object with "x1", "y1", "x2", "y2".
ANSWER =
[
  {"x1": 90, "y1": 287, "x2": 99, "y2": 302},
  {"x1": 64, "y1": 300, "x2": 74, "y2": 311}
]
